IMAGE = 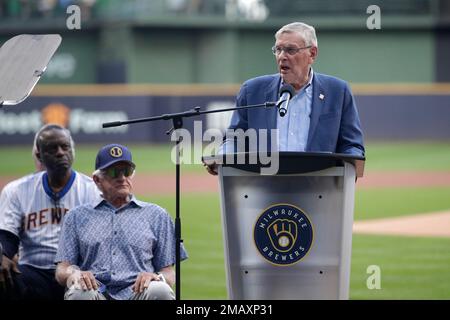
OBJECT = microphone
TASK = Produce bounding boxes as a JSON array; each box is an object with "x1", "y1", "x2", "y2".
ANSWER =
[{"x1": 277, "y1": 84, "x2": 296, "y2": 117}]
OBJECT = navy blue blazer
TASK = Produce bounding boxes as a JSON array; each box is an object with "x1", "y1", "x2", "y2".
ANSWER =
[{"x1": 227, "y1": 73, "x2": 365, "y2": 156}]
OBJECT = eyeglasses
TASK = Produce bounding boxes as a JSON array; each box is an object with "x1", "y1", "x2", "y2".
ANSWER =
[
  {"x1": 102, "y1": 166, "x2": 135, "y2": 179},
  {"x1": 271, "y1": 45, "x2": 312, "y2": 56}
]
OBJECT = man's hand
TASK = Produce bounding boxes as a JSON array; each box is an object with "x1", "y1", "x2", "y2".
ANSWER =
[
  {"x1": 67, "y1": 270, "x2": 98, "y2": 291},
  {"x1": 0, "y1": 254, "x2": 21, "y2": 293},
  {"x1": 202, "y1": 159, "x2": 218, "y2": 176},
  {"x1": 132, "y1": 272, "x2": 162, "y2": 294}
]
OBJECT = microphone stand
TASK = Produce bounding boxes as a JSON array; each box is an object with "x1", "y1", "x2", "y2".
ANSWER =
[{"x1": 102, "y1": 101, "x2": 277, "y2": 300}]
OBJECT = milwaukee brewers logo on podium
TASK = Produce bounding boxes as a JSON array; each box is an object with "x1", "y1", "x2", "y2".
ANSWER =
[{"x1": 254, "y1": 204, "x2": 314, "y2": 266}]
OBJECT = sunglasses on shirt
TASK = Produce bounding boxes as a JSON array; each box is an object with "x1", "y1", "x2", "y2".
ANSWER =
[{"x1": 102, "y1": 166, "x2": 135, "y2": 179}]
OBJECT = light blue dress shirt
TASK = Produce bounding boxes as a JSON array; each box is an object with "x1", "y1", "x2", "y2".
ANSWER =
[
  {"x1": 55, "y1": 195, "x2": 187, "y2": 300},
  {"x1": 277, "y1": 69, "x2": 314, "y2": 151}
]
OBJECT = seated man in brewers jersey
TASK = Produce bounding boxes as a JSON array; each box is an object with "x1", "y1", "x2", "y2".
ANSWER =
[
  {"x1": 0, "y1": 130, "x2": 45, "y2": 300},
  {"x1": 0, "y1": 124, "x2": 100, "y2": 300}
]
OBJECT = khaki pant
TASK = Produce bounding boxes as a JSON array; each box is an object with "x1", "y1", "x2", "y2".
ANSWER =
[{"x1": 64, "y1": 281, "x2": 175, "y2": 300}]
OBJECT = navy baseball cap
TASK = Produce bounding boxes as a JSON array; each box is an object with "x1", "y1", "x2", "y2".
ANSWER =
[{"x1": 95, "y1": 144, "x2": 136, "y2": 170}]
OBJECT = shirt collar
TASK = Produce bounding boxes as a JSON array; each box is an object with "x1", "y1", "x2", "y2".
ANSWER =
[
  {"x1": 94, "y1": 194, "x2": 145, "y2": 209},
  {"x1": 306, "y1": 68, "x2": 314, "y2": 89},
  {"x1": 280, "y1": 67, "x2": 314, "y2": 92},
  {"x1": 42, "y1": 170, "x2": 76, "y2": 202}
]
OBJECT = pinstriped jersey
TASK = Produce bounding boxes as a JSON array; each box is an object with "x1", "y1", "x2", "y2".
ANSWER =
[{"x1": 0, "y1": 170, "x2": 100, "y2": 270}]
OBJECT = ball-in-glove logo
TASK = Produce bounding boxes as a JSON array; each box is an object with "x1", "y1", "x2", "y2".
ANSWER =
[
  {"x1": 268, "y1": 219, "x2": 297, "y2": 252},
  {"x1": 254, "y1": 204, "x2": 313, "y2": 266}
]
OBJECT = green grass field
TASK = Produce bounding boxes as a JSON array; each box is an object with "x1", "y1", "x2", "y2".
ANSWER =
[
  {"x1": 1, "y1": 141, "x2": 450, "y2": 176},
  {"x1": 1, "y1": 141, "x2": 450, "y2": 299},
  {"x1": 148, "y1": 191, "x2": 450, "y2": 300},
  {"x1": 351, "y1": 235, "x2": 450, "y2": 300},
  {"x1": 355, "y1": 187, "x2": 450, "y2": 220},
  {"x1": 0, "y1": 144, "x2": 192, "y2": 176},
  {"x1": 364, "y1": 142, "x2": 450, "y2": 172}
]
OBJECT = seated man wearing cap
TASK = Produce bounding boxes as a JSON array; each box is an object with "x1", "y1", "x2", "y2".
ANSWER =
[{"x1": 54, "y1": 144, "x2": 187, "y2": 300}]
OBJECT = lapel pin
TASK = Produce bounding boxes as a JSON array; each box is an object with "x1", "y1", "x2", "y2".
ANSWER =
[{"x1": 319, "y1": 94, "x2": 325, "y2": 100}]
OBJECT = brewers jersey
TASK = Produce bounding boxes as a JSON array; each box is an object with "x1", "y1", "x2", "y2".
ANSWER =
[{"x1": 0, "y1": 170, "x2": 100, "y2": 269}]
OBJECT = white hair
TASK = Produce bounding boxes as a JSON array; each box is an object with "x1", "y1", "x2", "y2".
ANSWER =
[
  {"x1": 275, "y1": 22, "x2": 318, "y2": 47},
  {"x1": 92, "y1": 169, "x2": 103, "y2": 178}
]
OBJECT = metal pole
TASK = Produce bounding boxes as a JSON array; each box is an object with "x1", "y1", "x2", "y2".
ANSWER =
[{"x1": 175, "y1": 134, "x2": 181, "y2": 300}]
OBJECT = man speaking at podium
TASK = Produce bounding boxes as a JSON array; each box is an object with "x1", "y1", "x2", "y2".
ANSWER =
[{"x1": 205, "y1": 22, "x2": 364, "y2": 175}]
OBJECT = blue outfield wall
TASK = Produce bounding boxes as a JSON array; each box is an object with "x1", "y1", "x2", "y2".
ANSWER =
[
  {"x1": 356, "y1": 94, "x2": 450, "y2": 140},
  {"x1": 0, "y1": 89, "x2": 449, "y2": 145}
]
